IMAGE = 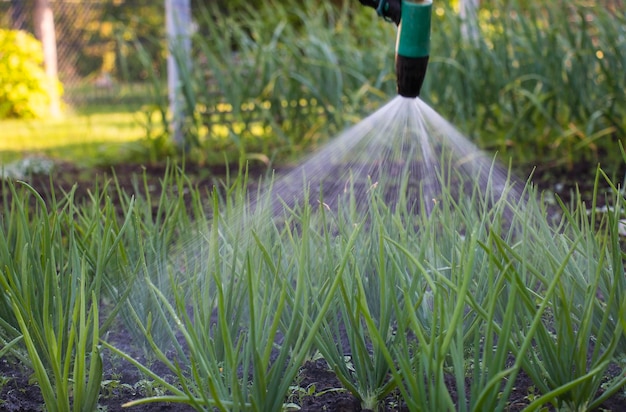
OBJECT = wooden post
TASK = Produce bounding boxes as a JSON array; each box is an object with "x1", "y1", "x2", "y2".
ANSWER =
[
  {"x1": 165, "y1": 0, "x2": 192, "y2": 147},
  {"x1": 459, "y1": 0, "x2": 480, "y2": 43}
]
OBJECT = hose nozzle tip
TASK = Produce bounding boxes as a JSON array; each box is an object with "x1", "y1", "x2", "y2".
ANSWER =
[{"x1": 396, "y1": 55, "x2": 429, "y2": 98}]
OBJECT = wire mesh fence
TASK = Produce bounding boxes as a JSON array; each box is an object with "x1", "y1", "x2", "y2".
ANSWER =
[
  {"x1": 1, "y1": 0, "x2": 624, "y2": 119},
  {"x1": 0, "y1": 0, "x2": 164, "y2": 107}
]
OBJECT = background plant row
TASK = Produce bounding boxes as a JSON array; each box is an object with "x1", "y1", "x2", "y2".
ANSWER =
[{"x1": 145, "y1": 0, "x2": 625, "y2": 171}]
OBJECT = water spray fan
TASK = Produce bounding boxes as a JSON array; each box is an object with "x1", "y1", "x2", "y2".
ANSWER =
[
  {"x1": 265, "y1": 1, "x2": 523, "y2": 226},
  {"x1": 360, "y1": 0, "x2": 432, "y2": 97}
]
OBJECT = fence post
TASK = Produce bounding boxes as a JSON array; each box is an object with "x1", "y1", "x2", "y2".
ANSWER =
[
  {"x1": 165, "y1": 0, "x2": 192, "y2": 147},
  {"x1": 459, "y1": 0, "x2": 480, "y2": 43}
]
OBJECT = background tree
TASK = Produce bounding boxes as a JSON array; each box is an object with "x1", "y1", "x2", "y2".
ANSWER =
[{"x1": 33, "y1": 0, "x2": 61, "y2": 117}]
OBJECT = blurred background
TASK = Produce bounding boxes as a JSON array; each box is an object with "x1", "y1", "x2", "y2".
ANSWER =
[{"x1": 0, "y1": 0, "x2": 624, "y2": 179}]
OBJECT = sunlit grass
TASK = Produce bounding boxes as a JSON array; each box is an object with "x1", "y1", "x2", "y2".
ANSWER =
[
  {"x1": 0, "y1": 106, "x2": 167, "y2": 166},
  {"x1": 0, "y1": 99, "x2": 277, "y2": 166},
  {"x1": 0, "y1": 110, "x2": 149, "y2": 152}
]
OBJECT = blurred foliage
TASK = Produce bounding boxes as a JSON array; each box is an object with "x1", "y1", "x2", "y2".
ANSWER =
[
  {"x1": 149, "y1": 0, "x2": 396, "y2": 163},
  {"x1": 61, "y1": 0, "x2": 166, "y2": 82},
  {"x1": 3, "y1": 0, "x2": 623, "y2": 172},
  {"x1": 210, "y1": 0, "x2": 348, "y2": 11},
  {"x1": 426, "y1": 1, "x2": 626, "y2": 169},
  {"x1": 0, "y1": 29, "x2": 62, "y2": 119},
  {"x1": 132, "y1": 0, "x2": 624, "y2": 171},
  {"x1": 101, "y1": 0, "x2": 165, "y2": 82}
]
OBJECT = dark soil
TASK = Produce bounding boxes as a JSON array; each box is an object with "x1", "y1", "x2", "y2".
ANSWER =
[{"x1": 1, "y1": 159, "x2": 625, "y2": 411}]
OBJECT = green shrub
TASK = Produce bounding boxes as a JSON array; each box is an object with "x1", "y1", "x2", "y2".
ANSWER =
[{"x1": 0, "y1": 29, "x2": 62, "y2": 119}]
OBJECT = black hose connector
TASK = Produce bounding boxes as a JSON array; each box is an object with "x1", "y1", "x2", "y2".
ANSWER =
[
  {"x1": 359, "y1": 0, "x2": 402, "y2": 24},
  {"x1": 396, "y1": 55, "x2": 429, "y2": 98},
  {"x1": 359, "y1": 0, "x2": 431, "y2": 97}
]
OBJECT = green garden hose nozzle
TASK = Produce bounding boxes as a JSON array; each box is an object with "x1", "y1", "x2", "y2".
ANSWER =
[
  {"x1": 396, "y1": 0, "x2": 432, "y2": 97},
  {"x1": 359, "y1": 0, "x2": 432, "y2": 97}
]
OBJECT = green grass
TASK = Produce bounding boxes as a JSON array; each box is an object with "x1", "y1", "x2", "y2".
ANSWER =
[{"x1": 0, "y1": 104, "x2": 164, "y2": 165}]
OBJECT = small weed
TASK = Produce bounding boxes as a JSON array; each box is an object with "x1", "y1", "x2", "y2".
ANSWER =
[
  {"x1": 0, "y1": 375, "x2": 11, "y2": 391},
  {"x1": 100, "y1": 379, "x2": 134, "y2": 399},
  {"x1": 133, "y1": 379, "x2": 168, "y2": 398}
]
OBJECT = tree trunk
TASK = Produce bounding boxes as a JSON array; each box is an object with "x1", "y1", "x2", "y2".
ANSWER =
[{"x1": 33, "y1": 0, "x2": 61, "y2": 118}]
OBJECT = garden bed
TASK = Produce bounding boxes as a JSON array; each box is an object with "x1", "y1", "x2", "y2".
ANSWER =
[{"x1": 1, "y1": 159, "x2": 625, "y2": 411}]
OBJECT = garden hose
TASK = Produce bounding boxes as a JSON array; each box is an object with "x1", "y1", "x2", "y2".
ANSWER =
[
  {"x1": 359, "y1": 0, "x2": 432, "y2": 97},
  {"x1": 395, "y1": 0, "x2": 432, "y2": 97}
]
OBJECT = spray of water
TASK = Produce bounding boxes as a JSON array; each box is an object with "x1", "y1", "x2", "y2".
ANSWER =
[
  {"x1": 127, "y1": 95, "x2": 530, "y2": 353},
  {"x1": 261, "y1": 95, "x2": 526, "y2": 220}
]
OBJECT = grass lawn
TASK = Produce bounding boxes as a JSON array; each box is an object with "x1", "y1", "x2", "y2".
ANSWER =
[{"x1": 0, "y1": 99, "x2": 162, "y2": 165}]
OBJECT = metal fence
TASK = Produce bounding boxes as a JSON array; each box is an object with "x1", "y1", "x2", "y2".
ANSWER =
[
  {"x1": 0, "y1": 0, "x2": 163, "y2": 106},
  {"x1": 1, "y1": 0, "x2": 624, "y2": 107}
]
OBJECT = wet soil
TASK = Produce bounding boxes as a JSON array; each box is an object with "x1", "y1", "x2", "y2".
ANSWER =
[{"x1": 1, "y1": 159, "x2": 625, "y2": 411}]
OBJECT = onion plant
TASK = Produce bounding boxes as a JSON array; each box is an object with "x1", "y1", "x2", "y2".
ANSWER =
[
  {"x1": 132, "y1": 0, "x2": 394, "y2": 163},
  {"x1": 305, "y1": 157, "x2": 624, "y2": 411},
  {"x1": 354, "y1": 172, "x2": 533, "y2": 411},
  {"x1": 511, "y1": 169, "x2": 626, "y2": 411},
  {"x1": 312, "y1": 197, "x2": 399, "y2": 411},
  {"x1": 102, "y1": 164, "x2": 210, "y2": 349},
  {"x1": 1, "y1": 153, "x2": 624, "y2": 410},
  {"x1": 103, "y1": 180, "x2": 357, "y2": 411},
  {"x1": 122, "y1": 0, "x2": 625, "y2": 173},
  {"x1": 0, "y1": 181, "x2": 133, "y2": 412},
  {"x1": 429, "y1": 0, "x2": 625, "y2": 169}
]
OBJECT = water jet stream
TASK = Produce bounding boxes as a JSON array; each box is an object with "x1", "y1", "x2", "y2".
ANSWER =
[
  {"x1": 255, "y1": 0, "x2": 525, "y2": 221},
  {"x1": 262, "y1": 95, "x2": 526, "y2": 221}
]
